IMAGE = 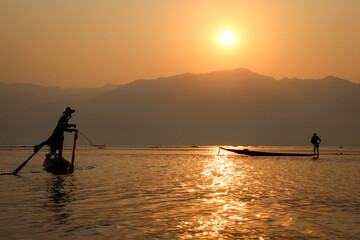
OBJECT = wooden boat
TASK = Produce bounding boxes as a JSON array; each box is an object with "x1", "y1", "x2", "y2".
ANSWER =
[
  {"x1": 43, "y1": 132, "x2": 77, "y2": 174},
  {"x1": 92, "y1": 144, "x2": 106, "y2": 147},
  {"x1": 43, "y1": 154, "x2": 73, "y2": 174},
  {"x1": 220, "y1": 147, "x2": 314, "y2": 157},
  {"x1": 93, "y1": 144, "x2": 106, "y2": 149}
]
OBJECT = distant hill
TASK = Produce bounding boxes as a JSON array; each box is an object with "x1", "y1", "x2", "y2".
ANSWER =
[
  {"x1": 1, "y1": 68, "x2": 359, "y2": 146},
  {"x1": 0, "y1": 83, "x2": 119, "y2": 144},
  {"x1": 0, "y1": 82, "x2": 119, "y2": 97}
]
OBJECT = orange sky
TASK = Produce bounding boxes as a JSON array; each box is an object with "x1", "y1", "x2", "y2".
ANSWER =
[{"x1": 1, "y1": 0, "x2": 359, "y2": 88}]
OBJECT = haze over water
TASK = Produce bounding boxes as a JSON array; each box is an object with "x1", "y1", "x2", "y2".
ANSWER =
[{"x1": 1, "y1": 146, "x2": 359, "y2": 239}]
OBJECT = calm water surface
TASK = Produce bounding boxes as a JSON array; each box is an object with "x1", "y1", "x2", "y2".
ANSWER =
[{"x1": 0, "y1": 146, "x2": 359, "y2": 239}]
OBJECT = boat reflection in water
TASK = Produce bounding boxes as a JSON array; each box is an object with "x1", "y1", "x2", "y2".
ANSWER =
[{"x1": 42, "y1": 175, "x2": 77, "y2": 226}]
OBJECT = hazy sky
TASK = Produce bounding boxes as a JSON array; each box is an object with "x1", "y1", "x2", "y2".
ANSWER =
[{"x1": 1, "y1": 0, "x2": 359, "y2": 88}]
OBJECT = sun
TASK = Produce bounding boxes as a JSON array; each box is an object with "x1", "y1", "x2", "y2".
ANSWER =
[{"x1": 219, "y1": 31, "x2": 235, "y2": 46}]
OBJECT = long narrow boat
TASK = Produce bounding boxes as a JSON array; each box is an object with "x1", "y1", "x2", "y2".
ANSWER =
[{"x1": 220, "y1": 147, "x2": 314, "y2": 157}]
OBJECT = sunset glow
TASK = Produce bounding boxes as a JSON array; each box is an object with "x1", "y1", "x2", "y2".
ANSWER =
[
  {"x1": 0, "y1": 1, "x2": 360, "y2": 87},
  {"x1": 1, "y1": 2, "x2": 360, "y2": 239},
  {"x1": 219, "y1": 31, "x2": 235, "y2": 46}
]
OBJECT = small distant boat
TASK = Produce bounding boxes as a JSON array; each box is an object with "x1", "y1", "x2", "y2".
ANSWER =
[
  {"x1": 220, "y1": 147, "x2": 314, "y2": 157},
  {"x1": 43, "y1": 154, "x2": 73, "y2": 174},
  {"x1": 92, "y1": 144, "x2": 106, "y2": 147},
  {"x1": 92, "y1": 144, "x2": 106, "y2": 149}
]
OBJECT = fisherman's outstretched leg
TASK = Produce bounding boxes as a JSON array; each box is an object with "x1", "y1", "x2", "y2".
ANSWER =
[{"x1": 34, "y1": 140, "x2": 48, "y2": 152}]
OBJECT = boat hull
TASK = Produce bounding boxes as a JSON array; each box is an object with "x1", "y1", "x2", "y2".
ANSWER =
[
  {"x1": 220, "y1": 147, "x2": 314, "y2": 157},
  {"x1": 43, "y1": 155, "x2": 73, "y2": 174}
]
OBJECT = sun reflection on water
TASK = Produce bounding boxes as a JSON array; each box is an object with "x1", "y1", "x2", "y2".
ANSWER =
[{"x1": 178, "y1": 150, "x2": 267, "y2": 239}]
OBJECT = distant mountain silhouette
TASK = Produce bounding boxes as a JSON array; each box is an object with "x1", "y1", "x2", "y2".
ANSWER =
[
  {"x1": 1, "y1": 68, "x2": 359, "y2": 146},
  {"x1": 0, "y1": 83, "x2": 119, "y2": 144},
  {"x1": 0, "y1": 82, "x2": 119, "y2": 97}
]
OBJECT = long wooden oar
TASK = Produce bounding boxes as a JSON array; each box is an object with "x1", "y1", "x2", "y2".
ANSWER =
[
  {"x1": 68, "y1": 131, "x2": 78, "y2": 173},
  {"x1": 12, "y1": 147, "x2": 41, "y2": 175}
]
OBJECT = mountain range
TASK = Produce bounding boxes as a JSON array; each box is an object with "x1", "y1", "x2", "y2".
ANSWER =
[{"x1": 1, "y1": 68, "x2": 359, "y2": 146}]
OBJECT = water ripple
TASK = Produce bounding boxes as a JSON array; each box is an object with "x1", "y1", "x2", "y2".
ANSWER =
[{"x1": 0, "y1": 146, "x2": 359, "y2": 239}]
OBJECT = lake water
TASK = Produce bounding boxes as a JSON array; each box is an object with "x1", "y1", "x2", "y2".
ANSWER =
[{"x1": 0, "y1": 145, "x2": 359, "y2": 239}]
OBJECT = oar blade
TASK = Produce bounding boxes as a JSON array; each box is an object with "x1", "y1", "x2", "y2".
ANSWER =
[{"x1": 12, "y1": 149, "x2": 39, "y2": 175}]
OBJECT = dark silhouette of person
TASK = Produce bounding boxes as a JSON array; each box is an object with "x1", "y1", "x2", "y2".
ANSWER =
[
  {"x1": 311, "y1": 133, "x2": 322, "y2": 156},
  {"x1": 34, "y1": 107, "x2": 77, "y2": 157}
]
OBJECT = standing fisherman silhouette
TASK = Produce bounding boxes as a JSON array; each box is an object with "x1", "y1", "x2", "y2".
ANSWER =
[
  {"x1": 34, "y1": 107, "x2": 77, "y2": 158},
  {"x1": 311, "y1": 133, "x2": 322, "y2": 156}
]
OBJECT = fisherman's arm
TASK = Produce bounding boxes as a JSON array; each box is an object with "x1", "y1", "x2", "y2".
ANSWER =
[
  {"x1": 64, "y1": 123, "x2": 77, "y2": 132},
  {"x1": 64, "y1": 128, "x2": 77, "y2": 133}
]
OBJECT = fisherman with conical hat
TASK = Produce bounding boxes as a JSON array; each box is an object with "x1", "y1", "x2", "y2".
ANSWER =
[{"x1": 34, "y1": 107, "x2": 77, "y2": 157}]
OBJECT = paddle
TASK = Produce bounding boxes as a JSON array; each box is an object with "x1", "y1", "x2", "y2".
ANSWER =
[
  {"x1": 12, "y1": 147, "x2": 41, "y2": 175},
  {"x1": 67, "y1": 131, "x2": 78, "y2": 173}
]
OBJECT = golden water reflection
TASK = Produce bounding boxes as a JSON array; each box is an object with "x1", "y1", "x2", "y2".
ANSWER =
[{"x1": 179, "y1": 151, "x2": 268, "y2": 239}]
